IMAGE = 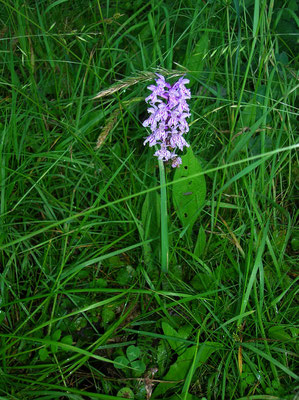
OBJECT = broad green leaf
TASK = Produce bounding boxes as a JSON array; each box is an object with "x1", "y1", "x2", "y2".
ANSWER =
[
  {"x1": 61, "y1": 335, "x2": 73, "y2": 346},
  {"x1": 154, "y1": 342, "x2": 221, "y2": 397},
  {"x1": 173, "y1": 147, "x2": 206, "y2": 235},
  {"x1": 268, "y1": 326, "x2": 292, "y2": 341},
  {"x1": 162, "y1": 322, "x2": 192, "y2": 354},
  {"x1": 181, "y1": 342, "x2": 223, "y2": 397},
  {"x1": 52, "y1": 329, "x2": 62, "y2": 341},
  {"x1": 101, "y1": 306, "x2": 115, "y2": 326},
  {"x1": 194, "y1": 225, "x2": 206, "y2": 257},
  {"x1": 157, "y1": 340, "x2": 168, "y2": 376},
  {"x1": 51, "y1": 342, "x2": 59, "y2": 353},
  {"x1": 116, "y1": 266, "x2": 136, "y2": 285},
  {"x1": 185, "y1": 34, "x2": 209, "y2": 86},
  {"x1": 154, "y1": 346, "x2": 196, "y2": 397},
  {"x1": 162, "y1": 322, "x2": 184, "y2": 354},
  {"x1": 114, "y1": 356, "x2": 129, "y2": 369},
  {"x1": 131, "y1": 360, "x2": 146, "y2": 375},
  {"x1": 126, "y1": 345, "x2": 141, "y2": 362},
  {"x1": 245, "y1": 373, "x2": 255, "y2": 384},
  {"x1": 51, "y1": 332, "x2": 61, "y2": 353},
  {"x1": 178, "y1": 325, "x2": 193, "y2": 340}
]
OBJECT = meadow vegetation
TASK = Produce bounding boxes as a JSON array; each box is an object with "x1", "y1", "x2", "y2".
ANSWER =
[{"x1": 0, "y1": 0, "x2": 298, "y2": 399}]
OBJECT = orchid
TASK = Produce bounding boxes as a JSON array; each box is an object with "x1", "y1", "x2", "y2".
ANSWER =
[{"x1": 143, "y1": 74, "x2": 191, "y2": 167}]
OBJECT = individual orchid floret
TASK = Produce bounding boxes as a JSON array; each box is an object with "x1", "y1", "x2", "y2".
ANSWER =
[
  {"x1": 171, "y1": 156, "x2": 182, "y2": 168},
  {"x1": 142, "y1": 74, "x2": 191, "y2": 167}
]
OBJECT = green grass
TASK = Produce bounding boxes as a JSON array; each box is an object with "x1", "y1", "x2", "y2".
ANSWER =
[{"x1": 0, "y1": 0, "x2": 298, "y2": 399}]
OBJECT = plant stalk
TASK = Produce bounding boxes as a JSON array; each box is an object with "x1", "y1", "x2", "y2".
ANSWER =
[{"x1": 158, "y1": 159, "x2": 169, "y2": 274}]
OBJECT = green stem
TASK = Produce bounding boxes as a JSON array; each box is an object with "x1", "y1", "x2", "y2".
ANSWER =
[{"x1": 158, "y1": 159, "x2": 169, "y2": 274}]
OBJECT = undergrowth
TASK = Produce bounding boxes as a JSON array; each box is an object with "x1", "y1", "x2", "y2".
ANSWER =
[{"x1": 0, "y1": 1, "x2": 298, "y2": 399}]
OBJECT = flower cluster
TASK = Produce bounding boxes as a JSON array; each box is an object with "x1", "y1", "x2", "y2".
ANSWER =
[{"x1": 142, "y1": 74, "x2": 191, "y2": 168}]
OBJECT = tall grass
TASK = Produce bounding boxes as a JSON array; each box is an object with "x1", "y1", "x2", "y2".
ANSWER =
[{"x1": 0, "y1": 0, "x2": 298, "y2": 399}]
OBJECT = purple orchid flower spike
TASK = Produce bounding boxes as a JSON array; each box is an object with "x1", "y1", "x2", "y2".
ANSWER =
[{"x1": 143, "y1": 74, "x2": 191, "y2": 167}]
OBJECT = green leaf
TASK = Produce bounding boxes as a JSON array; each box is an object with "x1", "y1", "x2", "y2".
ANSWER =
[
  {"x1": 95, "y1": 278, "x2": 107, "y2": 288},
  {"x1": 268, "y1": 326, "x2": 292, "y2": 341},
  {"x1": 173, "y1": 147, "x2": 206, "y2": 235},
  {"x1": 39, "y1": 347, "x2": 49, "y2": 361},
  {"x1": 51, "y1": 330, "x2": 61, "y2": 353},
  {"x1": 178, "y1": 325, "x2": 193, "y2": 340},
  {"x1": 131, "y1": 360, "x2": 146, "y2": 375},
  {"x1": 162, "y1": 322, "x2": 191, "y2": 354},
  {"x1": 51, "y1": 343, "x2": 58, "y2": 353},
  {"x1": 116, "y1": 265, "x2": 136, "y2": 286},
  {"x1": 114, "y1": 356, "x2": 129, "y2": 369},
  {"x1": 117, "y1": 387, "x2": 134, "y2": 399},
  {"x1": 154, "y1": 346, "x2": 196, "y2": 397},
  {"x1": 126, "y1": 345, "x2": 141, "y2": 362},
  {"x1": 101, "y1": 306, "x2": 115, "y2": 326},
  {"x1": 61, "y1": 335, "x2": 73, "y2": 346},
  {"x1": 156, "y1": 340, "x2": 168, "y2": 376},
  {"x1": 52, "y1": 329, "x2": 62, "y2": 341},
  {"x1": 181, "y1": 342, "x2": 223, "y2": 397},
  {"x1": 245, "y1": 373, "x2": 255, "y2": 384},
  {"x1": 194, "y1": 225, "x2": 206, "y2": 257},
  {"x1": 106, "y1": 255, "x2": 123, "y2": 268},
  {"x1": 271, "y1": 380, "x2": 280, "y2": 389},
  {"x1": 154, "y1": 342, "x2": 222, "y2": 397},
  {"x1": 162, "y1": 322, "x2": 182, "y2": 353},
  {"x1": 185, "y1": 34, "x2": 209, "y2": 86},
  {"x1": 74, "y1": 316, "x2": 87, "y2": 330}
]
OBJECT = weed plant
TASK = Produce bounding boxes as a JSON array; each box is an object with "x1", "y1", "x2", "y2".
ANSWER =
[{"x1": 0, "y1": 1, "x2": 298, "y2": 399}]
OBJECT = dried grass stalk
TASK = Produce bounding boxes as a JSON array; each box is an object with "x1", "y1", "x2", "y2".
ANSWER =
[
  {"x1": 92, "y1": 68, "x2": 186, "y2": 100},
  {"x1": 95, "y1": 108, "x2": 120, "y2": 149}
]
